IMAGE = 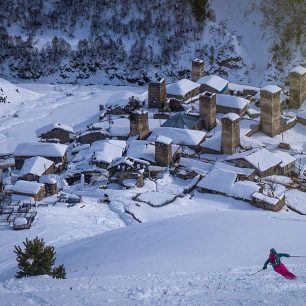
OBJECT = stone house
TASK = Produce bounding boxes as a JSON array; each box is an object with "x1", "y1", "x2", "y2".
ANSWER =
[
  {"x1": 197, "y1": 75, "x2": 229, "y2": 94},
  {"x1": 11, "y1": 180, "x2": 45, "y2": 201},
  {"x1": 39, "y1": 176, "x2": 58, "y2": 195},
  {"x1": 226, "y1": 148, "x2": 282, "y2": 177},
  {"x1": 216, "y1": 94, "x2": 249, "y2": 116},
  {"x1": 77, "y1": 130, "x2": 109, "y2": 145},
  {"x1": 36, "y1": 123, "x2": 74, "y2": 144},
  {"x1": 14, "y1": 143, "x2": 68, "y2": 171},
  {"x1": 18, "y1": 156, "x2": 55, "y2": 181},
  {"x1": 129, "y1": 110, "x2": 149, "y2": 140},
  {"x1": 108, "y1": 156, "x2": 150, "y2": 188},
  {"x1": 221, "y1": 113, "x2": 240, "y2": 154},
  {"x1": 251, "y1": 192, "x2": 285, "y2": 212},
  {"x1": 166, "y1": 79, "x2": 200, "y2": 102}
]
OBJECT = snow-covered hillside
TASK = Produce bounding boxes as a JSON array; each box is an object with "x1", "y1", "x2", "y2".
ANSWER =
[
  {"x1": 0, "y1": 0, "x2": 304, "y2": 86},
  {"x1": 2, "y1": 208, "x2": 306, "y2": 305}
]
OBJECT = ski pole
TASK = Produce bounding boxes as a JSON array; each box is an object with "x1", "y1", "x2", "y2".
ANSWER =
[
  {"x1": 248, "y1": 269, "x2": 263, "y2": 276},
  {"x1": 290, "y1": 255, "x2": 306, "y2": 258}
]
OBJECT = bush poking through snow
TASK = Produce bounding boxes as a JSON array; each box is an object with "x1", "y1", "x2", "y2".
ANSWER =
[{"x1": 14, "y1": 237, "x2": 66, "y2": 279}]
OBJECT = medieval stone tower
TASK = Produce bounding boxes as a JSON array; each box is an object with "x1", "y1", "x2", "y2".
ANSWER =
[
  {"x1": 148, "y1": 78, "x2": 167, "y2": 109},
  {"x1": 191, "y1": 58, "x2": 205, "y2": 82},
  {"x1": 289, "y1": 66, "x2": 306, "y2": 109},
  {"x1": 155, "y1": 135, "x2": 173, "y2": 166},
  {"x1": 221, "y1": 113, "x2": 240, "y2": 154},
  {"x1": 199, "y1": 91, "x2": 216, "y2": 131},
  {"x1": 129, "y1": 110, "x2": 149, "y2": 140},
  {"x1": 260, "y1": 85, "x2": 281, "y2": 137}
]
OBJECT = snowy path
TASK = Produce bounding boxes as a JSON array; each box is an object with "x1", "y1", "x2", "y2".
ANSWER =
[{"x1": 1, "y1": 268, "x2": 306, "y2": 306}]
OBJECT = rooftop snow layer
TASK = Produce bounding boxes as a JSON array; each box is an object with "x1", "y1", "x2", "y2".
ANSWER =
[
  {"x1": 105, "y1": 91, "x2": 144, "y2": 107},
  {"x1": 19, "y1": 156, "x2": 54, "y2": 177},
  {"x1": 14, "y1": 142, "x2": 68, "y2": 157},
  {"x1": 12, "y1": 180, "x2": 44, "y2": 195},
  {"x1": 197, "y1": 75, "x2": 229, "y2": 92},
  {"x1": 156, "y1": 135, "x2": 173, "y2": 145},
  {"x1": 167, "y1": 79, "x2": 199, "y2": 96},
  {"x1": 273, "y1": 151, "x2": 296, "y2": 167},
  {"x1": 36, "y1": 123, "x2": 74, "y2": 137},
  {"x1": 261, "y1": 85, "x2": 281, "y2": 94},
  {"x1": 92, "y1": 142, "x2": 124, "y2": 164},
  {"x1": 227, "y1": 148, "x2": 282, "y2": 172},
  {"x1": 290, "y1": 66, "x2": 306, "y2": 75},
  {"x1": 216, "y1": 94, "x2": 249, "y2": 109},
  {"x1": 148, "y1": 127, "x2": 206, "y2": 146},
  {"x1": 222, "y1": 113, "x2": 240, "y2": 121}
]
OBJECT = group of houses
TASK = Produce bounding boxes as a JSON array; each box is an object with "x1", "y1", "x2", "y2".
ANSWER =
[{"x1": 0, "y1": 60, "x2": 306, "y2": 229}]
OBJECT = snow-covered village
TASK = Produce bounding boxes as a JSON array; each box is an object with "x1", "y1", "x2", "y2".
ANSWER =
[{"x1": 0, "y1": 0, "x2": 306, "y2": 305}]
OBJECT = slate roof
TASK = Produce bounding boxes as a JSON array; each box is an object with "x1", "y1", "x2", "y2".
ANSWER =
[{"x1": 161, "y1": 113, "x2": 200, "y2": 129}]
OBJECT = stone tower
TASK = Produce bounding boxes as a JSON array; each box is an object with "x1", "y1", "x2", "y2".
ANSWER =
[
  {"x1": 289, "y1": 66, "x2": 306, "y2": 109},
  {"x1": 148, "y1": 78, "x2": 167, "y2": 109},
  {"x1": 199, "y1": 91, "x2": 216, "y2": 131},
  {"x1": 155, "y1": 135, "x2": 173, "y2": 166},
  {"x1": 191, "y1": 58, "x2": 205, "y2": 82},
  {"x1": 260, "y1": 85, "x2": 281, "y2": 137},
  {"x1": 129, "y1": 110, "x2": 149, "y2": 140},
  {"x1": 221, "y1": 113, "x2": 240, "y2": 154}
]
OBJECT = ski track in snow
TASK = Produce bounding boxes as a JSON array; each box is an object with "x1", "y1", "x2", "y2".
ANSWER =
[{"x1": 1, "y1": 269, "x2": 306, "y2": 306}]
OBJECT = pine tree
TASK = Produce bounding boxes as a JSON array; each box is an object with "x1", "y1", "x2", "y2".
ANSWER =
[{"x1": 14, "y1": 237, "x2": 66, "y2": 279}]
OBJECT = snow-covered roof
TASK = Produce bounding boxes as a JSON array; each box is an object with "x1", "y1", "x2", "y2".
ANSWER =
[
  {"x1": 14, "y1": 143, "x2": 67, "y2": 158},
  {"x1": 167, "y1": 79, "x2": 200, "y2": 96},
  {"x1": 161, "y1": 113, "x2": 200, "y2": 129},
  {"x1": 156, "y1": 135, "x2": 172, "y2": 145},
  {"x1": 228, "y1": 82, "x2": 259, "y2": 93},
  {"x1": 127, "y1": 140, "x2": 178, "y2": 162},
  {"x1": 216, "y1": 94, "x2": 249, "y2": 110},
  {"x1": 36, "y1": 123, "x2": 74, "y2": 137},
  {"x1": 198, "y1": 168, "x2": 259, "y2": 199},
  {"x1": 253, "y1": 90, "x2": 287, "y2": 103},
  {"x1": 179, "y1": 157, "x2": 213, "y2": 174},
  {"x1": 148, "y1": 127, "x2": 206, "y2": 147},
  {"x1": 92, "y1": 141, "x2": 124, "y2": 164},
  {"x1": 222, "y1": 113, "x2": 240, "y2": 121},
  {"x1": 214, "y1": 162, "x2": 255, "y2": 176},
  {"x1": 39, "y1": 175, "x2": 57, "y2": 184},
  {"x1": 290, "y1": 66, "x2": 306, "y2": 75},
  {"x1": 272, "y1": 151, "x2": 296, "y2": 167},
  {"x1": 227, "y1": 148, "x2": 282, "y2": 172},
  {"x1": 109, "y1": 118, "x2": 130, "y2": 137},
  {"x1": 200, "y1": 126, "x2": 222, "y2": 152},
  {"x1": 193, "y1": 58, "x2": 204, "y2": 63},
  {"x1": 12, "y1": 180, "x2": 44, "y2": 195},
  {"x1": 197, "y1": 75, "x2": 229, "y2": 92},
  {"x1": 19, "y1": 156, "x2": 54, "y2": 177},
  {"x1": 11, "y1": 194, "x2": 35, "y2": 203},
  {"x1": 261, "y1": 85, "x2": 281, "y2": 94},
  {"x1": 108, "y1": 156, "x2": 150, "y2": 169},
  {"x1": 252, "y1": 192, "x2": 280, "y2": 205}
]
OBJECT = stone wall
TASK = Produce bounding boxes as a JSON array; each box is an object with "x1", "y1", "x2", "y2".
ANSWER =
[
  {"x1": 191, "y1": 59, "x2": 204, "y2": 82},
  {"x1": 260, "y1": 89, "x2": 281, "y2": 137},
  {"x1": 148, "y1": 79, "x2": 167, "y2": 109},
  {"x1": 289, "y1": 71, "x2": 306, "y2": 109},
  {"x1": 155, "y1": 142, "x2": 172, "y2": 166},
  {"x1": 130, "y1": 111, "x2": 149, "y2": 139},
  {"x1": 199, "y1": 92, "x2": 216, "y2": 131},
  {"x1": 40, "y1": 129, "x2": 71, "y2": 144},
  {"x1": 216, "y1": 105, "x2": 247, "y2": 116},
  {"x1": 77, "y1": 131, "x2": 108, "y2": 145},
  {"x1": 251, "y1": 194, "x2": 285, "y2": 212},
  {"x1": 221, "y1": 117, "x2": 240, "y2": 154}
]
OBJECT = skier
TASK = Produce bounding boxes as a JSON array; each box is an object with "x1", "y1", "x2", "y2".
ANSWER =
[{"x1": 263, "y1": 248, "x2": 296, "y2": 279}]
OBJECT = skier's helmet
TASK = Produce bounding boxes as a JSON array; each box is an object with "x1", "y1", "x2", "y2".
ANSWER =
[{"x1": 270, "y1": 248, "x2": 277, "y2": 254}]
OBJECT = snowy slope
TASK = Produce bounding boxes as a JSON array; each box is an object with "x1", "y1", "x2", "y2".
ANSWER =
[{"x1": 2, "y1": 209, "x2": 306, "y2": 305}]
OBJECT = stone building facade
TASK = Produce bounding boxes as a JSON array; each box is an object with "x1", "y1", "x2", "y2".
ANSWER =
[
  {"x1": 77, "y1": 130, "x2": 108, "y2": 145},
  {"x1": 39, "y1": 129, "x2": 71, "y2": 144},
  {"x1": 129, "y1": 111, "x2": 149, "y2": 140},
  {"x1": 221, "y1": 114, "x2": 240, "y2": 154},
  {"x1": 148, "y1": 78, "x2": 167, "y2": 109},
  {"x1": 155, "y1": 142, "x2": 172, "y2": 166},
  {"x1": 289, "y1": 66, "x2": 306, "y2": 109},
  {"x1": 199, "y1": 92, "x2": 216, "y2": 131},
  {"x1": 260, "y1": 86, "x2": 281, "y2": 137},
  {"x1": 191, "y1": 58, "x2": 204, "y2": 82}
]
